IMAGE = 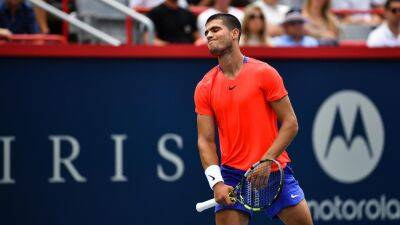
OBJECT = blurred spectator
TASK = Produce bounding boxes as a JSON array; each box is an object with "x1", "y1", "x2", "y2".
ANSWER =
[
  {"x1": 146, "y1": 0, "x2": 199, "y2": 45},
  {"x1": 187, "y1": 0, "x2": 212, "y2": 6},
  {"x1": 230, "y1": 0, "x2": 251, "y2": 7},
  {"x1": 272, "y1": 8, "x2": 319, "y2": 46},
  {"x1": 130, "y1": 0, "x2": 188, "y2": 9},
  {"x1": 331, "y1": 0, "x2": 385, "y2": 25},
  {"x1": 0, "y1": 0, "x2": 38, "y2": 34},
  {"x1": 0, "y1": 0, "x2": 48, "y2": 33},
  {"x1": 197, "y1": 0, "x2": 243, "y2": 39},
  {"x1": 251, "y1": 0, "x2": 289, "y2": 36},
  {"x1": 367, "y1": 0, "x2": 400, "y2": 47},
  {"x1": 240, "y1": 5, "x2": 271, "y2": 46},
  {"x1": 303, "y1": 0, "x2": 339, "y2": 45},
  {"x1": 32, "y1": 1, "x2": 49, "y2": 34},
  {"x1": 280, "y1": 0, "x2": 304, "y2": 8},
  {"x1": 189, "y1": 0, "x2": 249, "y2": 7},
  {"x1": 0, "y1": 27, "x2": 11, "y2": 39}
]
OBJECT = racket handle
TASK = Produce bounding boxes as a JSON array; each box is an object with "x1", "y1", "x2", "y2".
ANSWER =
[{"x1": 196, "y1": 198, "x2": 217, "y2": 212}]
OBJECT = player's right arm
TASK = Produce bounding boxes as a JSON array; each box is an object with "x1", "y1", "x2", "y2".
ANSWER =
[
  {"x1": 197, "y1": 114, "x2": 234, "y2": 206},
  {"x1": 195, "y1": 73, "x2": 234, "y2": 206},
  {"x1": 196, "y1": 114, "x2": 218, "y2": 169}
]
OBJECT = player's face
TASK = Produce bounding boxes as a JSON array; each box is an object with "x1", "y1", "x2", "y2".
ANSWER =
[{"x1": 205, "y1": 20, "x2": 234, "y2": 56}]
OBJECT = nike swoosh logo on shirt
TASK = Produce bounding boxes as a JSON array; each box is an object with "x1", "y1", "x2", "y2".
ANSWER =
[{"x1": 228, "y1": 85, "x2": 236, "y2": 90}]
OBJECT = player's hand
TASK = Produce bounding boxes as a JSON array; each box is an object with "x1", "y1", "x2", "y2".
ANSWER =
[
  {"x1": 247, "y1": 162, "x2": 271, "y2": 190},
  {"x1": 213, "y1": 182, "x2": 234, "y2": 206}
]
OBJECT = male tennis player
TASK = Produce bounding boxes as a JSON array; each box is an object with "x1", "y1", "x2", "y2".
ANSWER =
[{"x1": 194, "y1": 13, "x2": 313, "y2": 225}]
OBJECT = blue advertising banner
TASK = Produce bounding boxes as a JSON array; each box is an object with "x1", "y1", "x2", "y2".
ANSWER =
[{"x1": 0, "y1": 57, "x2": 399, "y2": 225}]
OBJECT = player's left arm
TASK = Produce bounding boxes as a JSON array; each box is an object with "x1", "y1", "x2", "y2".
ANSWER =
[{"x1": 262, "y1": 95, "x2": 299, "y2": 160}]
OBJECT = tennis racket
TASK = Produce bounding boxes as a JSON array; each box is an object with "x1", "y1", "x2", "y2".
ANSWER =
[{"x1": 196, "y1": 159, "x2": 284, "y2": 212}]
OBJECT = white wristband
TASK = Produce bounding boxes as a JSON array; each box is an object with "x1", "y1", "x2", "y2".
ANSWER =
[{"x1": 205, "y1": 165, "x2": 224, "y2": 190}]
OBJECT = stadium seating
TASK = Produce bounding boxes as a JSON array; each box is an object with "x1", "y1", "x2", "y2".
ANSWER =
[
  {"x1": 339, "y1": 24, "x2": 373, "y2": 41},
  {"x1": 74, "y1": 0, "x2": 129, "y2": 43}
]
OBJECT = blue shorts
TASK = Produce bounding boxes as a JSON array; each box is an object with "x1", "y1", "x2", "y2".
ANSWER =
[{"x1": 215, "y1": 164, "x2": 305, "y2": 219}]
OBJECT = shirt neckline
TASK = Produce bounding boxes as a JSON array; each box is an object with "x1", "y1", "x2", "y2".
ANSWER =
[{"x1": 218, "y1": 56, "x2": 248, "y2": 81}]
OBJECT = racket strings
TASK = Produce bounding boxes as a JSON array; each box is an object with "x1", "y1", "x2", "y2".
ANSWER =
[{"x1": 240, "y1": 162, "x2": 282, "y2": 209}]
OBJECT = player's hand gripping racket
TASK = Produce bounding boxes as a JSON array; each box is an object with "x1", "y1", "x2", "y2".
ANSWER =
[{"x1": 196, "y1": 159, "x2": 284, "y2": 212}]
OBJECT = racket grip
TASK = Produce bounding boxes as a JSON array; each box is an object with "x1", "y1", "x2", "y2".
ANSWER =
[{"x1": 196, "y1": 198, "x2": 217, "y2": 212}]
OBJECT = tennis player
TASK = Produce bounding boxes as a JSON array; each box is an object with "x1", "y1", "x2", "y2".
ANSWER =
[{"x1": 194, "y1": 13, "x2": 313, "y2": 225}]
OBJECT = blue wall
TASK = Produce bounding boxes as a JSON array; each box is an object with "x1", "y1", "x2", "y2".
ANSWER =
[{"x1": 0, "y1": 58, "x2": 399, "y2": 225}]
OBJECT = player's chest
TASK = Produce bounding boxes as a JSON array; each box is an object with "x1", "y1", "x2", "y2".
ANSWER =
[{"x1": 210, "y1": 76, "x2": 264, "y2": 113}]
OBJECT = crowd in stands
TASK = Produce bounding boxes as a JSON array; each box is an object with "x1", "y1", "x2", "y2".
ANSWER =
[
  {"x1": 0, "y1": 0, "x2": 38, "y2": 40},
  {"x1": 0, "y1": 0, "x2": 399, "y2": 47}
]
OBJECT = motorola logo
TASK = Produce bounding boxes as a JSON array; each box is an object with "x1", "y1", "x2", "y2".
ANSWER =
[{"x1": 312, "y1": 90, "x2": 385, "y2": 183}]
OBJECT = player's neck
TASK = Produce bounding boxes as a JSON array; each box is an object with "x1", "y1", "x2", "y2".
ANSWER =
[{"x1": 217, "y1": 47, "x2": 244, "y2": 78}]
